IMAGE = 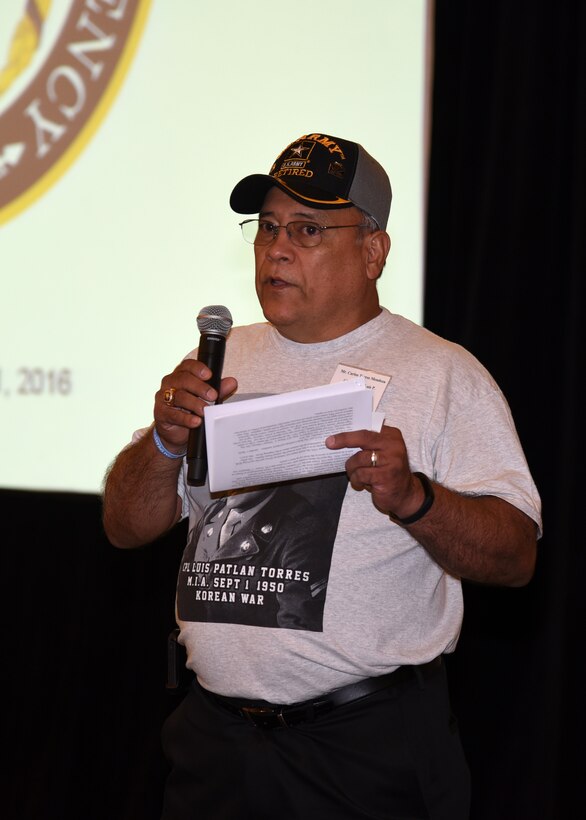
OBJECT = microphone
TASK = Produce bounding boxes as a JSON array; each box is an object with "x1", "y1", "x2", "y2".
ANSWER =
[{"x1": 186, "y1": 305, "x2": 233, "y2": 486}]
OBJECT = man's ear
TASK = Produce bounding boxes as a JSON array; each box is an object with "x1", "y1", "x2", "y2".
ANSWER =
[{"x1": 365, "y1": 231, "x2": 391, "y2": 280}]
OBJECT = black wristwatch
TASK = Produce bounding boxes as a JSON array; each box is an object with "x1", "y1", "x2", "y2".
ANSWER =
[{"x1": 388, "y1": 472, "x2": 435, "y2": 525}]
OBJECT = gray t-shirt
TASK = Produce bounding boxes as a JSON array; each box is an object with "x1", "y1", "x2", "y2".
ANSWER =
[{"x1": 173, "y1": 308, "x2": 541, "y2": 702}]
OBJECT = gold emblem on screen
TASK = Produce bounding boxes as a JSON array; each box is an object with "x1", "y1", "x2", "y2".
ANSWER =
[{"x1": 0, "y1": 0, "x2": 152, "y2": 226}]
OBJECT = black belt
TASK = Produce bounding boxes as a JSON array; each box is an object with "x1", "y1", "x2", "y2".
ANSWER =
[{"x1": 203, "y1": 656, "x2": 442, "y2": 730}]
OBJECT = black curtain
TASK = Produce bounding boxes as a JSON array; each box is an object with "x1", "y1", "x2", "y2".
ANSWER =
[
  {"x1": 2, "y1": 3, "x2": 584, "y2": 818},
  {"x1": 3, "y1": 490, "x2": 185, "y2": 819},
  {"x1": 425, "y1": 2, "x2": 585, "y2": 819}
]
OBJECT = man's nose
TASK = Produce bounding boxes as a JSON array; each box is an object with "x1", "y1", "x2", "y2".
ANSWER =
[{"x1": 267, "y1": 224, "x2": 294, "y2": 258}]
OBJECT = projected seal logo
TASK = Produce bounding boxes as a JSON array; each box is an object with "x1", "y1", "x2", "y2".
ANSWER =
[{"x1": 0, "y1": 0, "x2": 151, "y2": 225}]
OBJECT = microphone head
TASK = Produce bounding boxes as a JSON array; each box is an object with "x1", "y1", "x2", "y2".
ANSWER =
[{"x1": 196, "y1": 305, "x2": 233, "y2": 337}]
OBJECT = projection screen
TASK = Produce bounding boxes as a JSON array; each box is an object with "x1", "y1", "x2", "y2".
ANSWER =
[{"x1": 0, "y1": 0, "x2": 432, "y2": 493}]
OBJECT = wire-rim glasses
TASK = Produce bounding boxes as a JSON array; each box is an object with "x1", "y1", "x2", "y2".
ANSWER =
[{"x1": 239, "y1": 218, "x2": 368, "y2": 248}]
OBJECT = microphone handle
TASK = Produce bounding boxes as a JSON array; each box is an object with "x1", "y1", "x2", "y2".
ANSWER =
[{"x1": 186, "y1": 332, "x2": 226, "y2": 486}]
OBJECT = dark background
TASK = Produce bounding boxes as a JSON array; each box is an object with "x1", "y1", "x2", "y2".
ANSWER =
[{"x1": 3, "y1": 3, "x2": 584, "y2": 818}]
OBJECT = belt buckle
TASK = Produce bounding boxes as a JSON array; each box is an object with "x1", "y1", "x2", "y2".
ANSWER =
[{"x1": 241, "y1": 705, "x2": 288, "y2": 729}]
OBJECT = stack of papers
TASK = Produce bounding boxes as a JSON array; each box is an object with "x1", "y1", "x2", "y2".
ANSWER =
[{"x1": 204, "y1": 379, "x2": 380, "y2": 492}]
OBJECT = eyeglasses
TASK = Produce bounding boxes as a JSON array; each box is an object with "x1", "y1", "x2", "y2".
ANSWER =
[{"x1": 239, "y1": 218, "x2": 367, "y2": 248}]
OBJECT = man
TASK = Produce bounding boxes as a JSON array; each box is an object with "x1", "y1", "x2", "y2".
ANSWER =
[{"x1": 102, "y1": 132, "x2": 542, "y2": 820}]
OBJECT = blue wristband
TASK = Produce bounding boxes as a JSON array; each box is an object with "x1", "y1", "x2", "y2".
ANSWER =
[{"x1": 153, "y1": 427, "x2": 187, "y2": 460}]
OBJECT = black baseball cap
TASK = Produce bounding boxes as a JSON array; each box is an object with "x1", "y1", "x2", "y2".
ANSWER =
[{"x1": 229, "y1": 132, "x2": 392, "y2": 231}]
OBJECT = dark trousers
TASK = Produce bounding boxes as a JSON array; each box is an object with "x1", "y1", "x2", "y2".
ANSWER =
[{"x1": 160, "y1": 662, "x2": 470, "y2": 820}]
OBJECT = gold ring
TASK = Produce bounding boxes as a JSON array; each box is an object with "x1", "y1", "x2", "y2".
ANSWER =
[
  {"x1": 371, "y1": 450, "x2": 378, "y2": 467},
  {"x1": 163, "y1": 387, "x2": 176, "y2": 406}
]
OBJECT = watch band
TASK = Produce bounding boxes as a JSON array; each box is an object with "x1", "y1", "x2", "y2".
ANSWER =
[{"x1": 389, "y1": 472, "x2": 435, "y2": 525}]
